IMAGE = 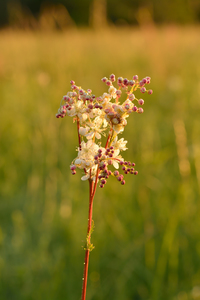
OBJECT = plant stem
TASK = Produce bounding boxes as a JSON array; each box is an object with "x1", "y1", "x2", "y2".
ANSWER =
[
  {"x1": 81, "y1": 179, "x2": 95, "y2": 300},
  {"x1": 81, "y1": 131, "x2": 113, "y2": 299},
  {"x1": 77, "y1": 119, "x2": 82, "y2": 149}
]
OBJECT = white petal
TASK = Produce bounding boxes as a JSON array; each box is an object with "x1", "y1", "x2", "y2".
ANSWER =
[
  {"x1": 86, "y1": 132, "x2": 94, "y2": 139},
  {"x1": 79, "y1": 127, "x2": 87, "y2": 136},
  {"x1": 114, "y1": 149, "x2": 120, "y2": 156},
  {"x1": 81, "y1": 175, "x2": 89, "y2": 181},
  {"x1": 75, "y1": 158, "x2": 82, "y2": 165},
  {"x1": 95, "y1": 132, "x2": 101, "y2": 139},
  {"x1": 87, "y1": 140, "x2": 93, "y2": 147},
  {"x1": 81, "y1": 113, "x2": 88, "y2": 122},
  {"x1": 113, "y1": 161, "x2": 119, "y2": 169}
]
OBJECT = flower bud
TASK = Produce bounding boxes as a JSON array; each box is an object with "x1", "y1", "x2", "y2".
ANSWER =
[
  {"x1": 116, "y1": 90, "x2": 122, "y2": 97},
  {"x1": 110, "y1": 74, "x2": 115, "y2": 82},
  {"x1": 128, "y1": 94, "x2": 135, "y2": 101},
  {"x1": 101, "y1": 179, "x2": 106, "y2": 185},
  {"x1": 113, "y1": 171, "x2": 119, "y2": 176},
  {"x1": 148, "y1": 89, "x2": 153, "y2": 95},
  {"x1": 137, "y1": 107, "x2": 144, "y2": 114},
  {"x1": 138, "y1": 99, "x2": 144, "y2": 105},
  {"x1": 117, "y1": 77, "x2": 123, "y2": 85},
  {"x1": 70, "y1": 165, "x2": 76, "y2": 171},
  {"x1": 140, "y1": 87, "x2": 146, "y2": 93},
  {"x1": 106, "y1": 80, "x2": 112, "y2": 86},
  {"x1": 129, "y1": 80, "x2": 135, "y2": 86},
  {"x1": 123, "y1": 78, "x2": 129, "y2": 86},
  {"x1": 101, "y1": 77, "x2": 107, "y2": 82}
]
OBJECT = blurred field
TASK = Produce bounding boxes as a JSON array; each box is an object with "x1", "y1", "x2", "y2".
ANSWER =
[{"x1": 0, "y1": 26, "x2": 200, "y2": 300}]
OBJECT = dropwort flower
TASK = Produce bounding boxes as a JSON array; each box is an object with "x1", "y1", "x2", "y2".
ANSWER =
[{"x1": 56, "y1": 74, "x2": 153, "y2": 300}]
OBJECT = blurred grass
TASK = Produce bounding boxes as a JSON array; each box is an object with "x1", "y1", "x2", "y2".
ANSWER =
[{"x1": 0, "y1": 26, "x2": 200, "y2": 300}]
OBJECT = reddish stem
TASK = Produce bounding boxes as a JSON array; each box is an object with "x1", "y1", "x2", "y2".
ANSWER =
[
  {"x1": 81, "y1": 179, "x2": 94, "y2": 300},
  {"x1": 77, "y1": 119, "x2": 82, "y2": 149},
  {"x1": 105, "y1": 131, "x2": 112, "y2": 149},
  {"x1": 81, "y1": 131, "x2": 113, "y2": 300}
]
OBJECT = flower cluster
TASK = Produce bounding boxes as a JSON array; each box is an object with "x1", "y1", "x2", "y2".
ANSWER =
[{"x1": 56, "y1": 74, "x2": 153, "y2": 187}]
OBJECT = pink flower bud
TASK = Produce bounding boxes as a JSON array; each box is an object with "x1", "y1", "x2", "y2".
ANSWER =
[
  {"x1": 101, "y1": 77, "x2": 107, "y2": 83},
  {"x1": 123, "y1": 78, "x2": 129, "y2": 86},
  {"x1": 142, "y1": 78, "x2": 147, "y2": 84},
  {"x1": 116, "y1": 90, "x2": 122, "y2": 96},
  {"x1": 138, "y1": 99, "x2": 144, "y2": 105},
  {"x1": 101, "y1": 179, "x2": 106, "y2": 185},
  {"x1": 106, "y1": 80, "x2": 112, "y2": 86},
  {"x1": 70, "y1": 165, "x2": 76, "y2": 171},
  {"x1": 146, "y1": 76, "x2": 151, "y2": 84},
  {"x1": 140, "y1": 87, "x2": 146, "y2": 93},
  {"x1": 113, "y1": 171, "x2": 119, "y2": 176},
  {"x1": 129, "y1": 80, "x2": 134, "y2": 86},
  {"x1": 148, "y1": 89, "x2": 153, "y2": 95},
  {"x1": 137, "y1": 108, "x2": 144, "y2": 114},
  {"x1": 125, "y1": 104, "x2": 130, "y2": 110},
  {"x1": 117, "y1": 77, "x2": 123, "y2": 84},
  {"x1": 110, "y1": 74, "x2": 115, "y2": 82},
  {"x1": 129, "y1": 94, "x2": 135, "y2": 101}
]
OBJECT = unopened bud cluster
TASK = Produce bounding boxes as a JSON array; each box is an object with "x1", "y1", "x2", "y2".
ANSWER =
[{"x1": 56, "y1": 74, "x2": 153, "y2": 187}]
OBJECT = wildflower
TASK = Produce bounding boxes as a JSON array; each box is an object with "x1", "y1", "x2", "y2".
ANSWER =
[
  {"x1": 56, "y1": 73, "x2": 153, "y2": 186},
  {"x1": 112, "y1": 137, "x2": 128, "y2": 152}
]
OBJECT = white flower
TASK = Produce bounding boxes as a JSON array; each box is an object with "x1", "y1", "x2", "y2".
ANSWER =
[
  {"x1": 74, "y1": 140, "x2": 99, "y2": 169},
  {"x1": 81, "y1": 165, "x2": 98, "y2": 181},
  {"x1": 110, "y1": 152, "x2": 124, "y2": 169},
  {"x1": 79, "y1": 126, "x2": 89, "y2": 136},
  {"x1": 85, "y1": 116, "x2": 106, "y2": 140},
  {"x1": 67, "y1": 100, "x2": 88, "y2": 123},
  {"x1": 112, "y1": 119, "x2": 127, "y2": 134},
  {"x1": 101, "y1": 93, "x2": 111, "y2": 108},
  {"x1": 108, "y1": 86, "x2": 117, "y2": 99},
  {"x1": 112, "y1": 137, "x2": 128, "y2": 152}
]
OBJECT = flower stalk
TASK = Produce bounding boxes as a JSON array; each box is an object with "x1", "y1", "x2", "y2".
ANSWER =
[
  {"x1": 56, "y1": 74, "x2": 153, "y2": 299},
  {"x1": 81, "y1": 178, "x2": 94, "y2": 300}
]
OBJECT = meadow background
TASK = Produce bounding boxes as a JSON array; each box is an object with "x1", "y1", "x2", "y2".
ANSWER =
[{"x1": 1, "y1": 5, "x2": 200, "y2": 300}]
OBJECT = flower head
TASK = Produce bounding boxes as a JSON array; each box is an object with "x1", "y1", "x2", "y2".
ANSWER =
[{"x1": 56, "y1": 74, "x2": 153, "y2": 187}]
